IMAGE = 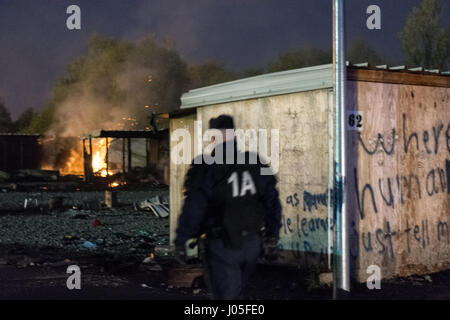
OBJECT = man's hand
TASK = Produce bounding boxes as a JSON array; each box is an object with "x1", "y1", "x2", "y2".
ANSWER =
[
  {"x1": 173, "y1": 244, "x2": 187, "y2": 264},
  {"x1": 263, "y1": 237, "x2": 280, "y2": 261}
]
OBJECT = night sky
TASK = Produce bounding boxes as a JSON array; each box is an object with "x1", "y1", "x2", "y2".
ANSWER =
[{"x1": 0, "y1": 0, "x2": 449, "y2": 118}]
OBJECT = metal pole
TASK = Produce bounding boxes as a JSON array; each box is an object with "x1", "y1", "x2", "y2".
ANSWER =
[
  {"x1": 333, "y1": 0, "x2": 350, "y2": 298},
  {"x1": 105, "y1": 137, "x2": 109, "y2": 176}
]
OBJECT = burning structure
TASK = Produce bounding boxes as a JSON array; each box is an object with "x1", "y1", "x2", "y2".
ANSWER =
[{"x1": 82, "y1": 129, "x2": 169, "y2": 185}]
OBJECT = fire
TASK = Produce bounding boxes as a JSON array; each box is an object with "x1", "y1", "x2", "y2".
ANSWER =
[
  {"x1": 91, "y1": 139, "x2": 112, "y2": 177},
  {"x1": 92, "y1": 151, "x2": 103, "y2": 174},
  {"x1": 108, "y1": 181, "x2": 126, "y2": 188}
]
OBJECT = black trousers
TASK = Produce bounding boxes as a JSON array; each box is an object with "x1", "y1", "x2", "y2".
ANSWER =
[{"x1": 206, "y1": 234, "x2": 262, "y2": 300}]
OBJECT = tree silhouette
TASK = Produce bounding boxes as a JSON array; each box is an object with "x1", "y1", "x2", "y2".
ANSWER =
[
  {"x1": 0, "y1": 98, "x2": 13, "y2": 133},
  {"x1": 399, "y1": 0, "x2": 450, "y2": 69},
  {"x1": 347, "y1": 38, "x2": 384, "y2": 65}
]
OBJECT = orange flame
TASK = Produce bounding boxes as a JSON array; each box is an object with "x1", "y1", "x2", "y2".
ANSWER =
[{"x1": 92, "y1": 139, "x2": 112, "y2": 177}]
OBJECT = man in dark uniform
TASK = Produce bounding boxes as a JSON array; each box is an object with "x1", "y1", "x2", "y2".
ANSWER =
[{"x1": 174, "y1": 115, "x2": 282, "y2": 300}]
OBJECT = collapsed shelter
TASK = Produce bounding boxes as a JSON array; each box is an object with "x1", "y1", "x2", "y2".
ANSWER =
[{"x1": 82, "y1": 129, "x2": 169, "y2": 184}]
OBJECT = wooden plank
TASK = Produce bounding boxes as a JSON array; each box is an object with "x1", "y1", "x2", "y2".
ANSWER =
[
  {"x1": 347, "y1": 67, "x2": 450, "y2": 88},
  {"x1": 347, "y1": 80, "x2": 450, "y2": 281},
  {"x1": 169, "y1": 114, "x2": 196, "y2": 245}
]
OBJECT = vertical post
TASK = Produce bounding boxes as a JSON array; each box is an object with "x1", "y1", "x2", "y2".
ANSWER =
[
  {"x1": 89, "y1": 135, "x2": 93, "y2": 182},
  {"x1": 127, "y1": 138, "x2": 132, "y2": 172},
  {"x1": 105, "y1": 137, "x2": 109, "y2": 176},
  {"x1": 89, "y1": 135, "x2": 93, "y2": 159},
  {"x1": 2, "y1": 141, "x2": 7, "y2": 171},
  {"x1": 82, "y1": 139, "x2": 86, "y2": 182},
  {"x1": 327, "y1": 89, "x2": 334, "y2": 271},
  {"x1": 19, "y1": 140, "x2": 24, "y2": 169},
  {"x1": 333, "y1": 0, "x2": 350, "y2": 298},
  {"x1": 122, "y1": 138, "x2": 126, "y2": 174},
  {"x1": 146, "y1": 138, "x2": 149, "y2": 168}
]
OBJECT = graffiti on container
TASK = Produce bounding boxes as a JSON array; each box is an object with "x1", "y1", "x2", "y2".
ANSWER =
[
  {"x1": 354, "y1": 165, "x2": 447, "y2": 219},
  {"x1": 358, "y1": 113, "x2": 449, "y2": 157},
  {"x1": 351, "y1": 219, "x2": 449, "y2": 261}
]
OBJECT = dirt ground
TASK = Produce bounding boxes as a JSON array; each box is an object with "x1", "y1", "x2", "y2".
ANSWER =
[
  {"x1": 1, "y1": 249, "x2": 450, "y2": 300},
  {"x1": 1, "y1": 183, "x2": 450, "y2": 300}
]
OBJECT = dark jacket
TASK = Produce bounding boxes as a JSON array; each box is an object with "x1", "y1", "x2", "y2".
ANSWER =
[{"x1": 174, "y1": 140, "x2": 282, "y2": 247}]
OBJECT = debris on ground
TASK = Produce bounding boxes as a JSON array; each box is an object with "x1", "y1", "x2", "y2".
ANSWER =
[
  {"x1": 167, "y1": 264, "x2": 204, "y2": 288},
  {"x1": 154, "y1": 245, "x2": 172, "y2": 257},
  {"x1": 319, "y1": 272, "x2": 333, "y2": 287},
  {"x1": 193, "y1": 288, "x2": 202, "y2": 295},
  {"x1": 0, "y1": 187, "x2": 170, "y2": 256},
  {"x1": 142, "y1": 253, "x2": 156, "y2": 264},
  {"x1": 91, "y1": 219, "x2": 102, "y2": 227},
  {"x1": 137, "y1": 195, "x2": 169, "y2": 218},
  {"x1": 82, "y1": 241, "x2": 97, "y2": 250}
]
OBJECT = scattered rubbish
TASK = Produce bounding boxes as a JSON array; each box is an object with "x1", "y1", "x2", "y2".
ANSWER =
[
  {"x1": 141, "y1": 283, "x2": 151, "y2": 289},
  {"x1": 142, "y1": 254, "x2": 155, "y2": 264},
  {"x1": 63, "y1": 235, "x2": 79, "y2": 243},
  {"x1": 319, "y1": 272, "x2": 333, "y2": 287},
  {"x1": 137, "y1": 195, "x2": 169, "y2": 218},
  {"x1": 82, "y1": 241, "x2": 97, "y2": 250},
  {"x1": 92, "y1": 219, "x2": 102, "y2": 227},
  {"x1": 167, "y1": 264, "x2": 203, "y2": 288},
  {"x1": 424, "y1": 275, "x2": 432, "y2": 283},
  {"x1": 142, "y1": 257, "x2": 152, "y2": 264},
  {"x1": 154, "y1": 245, "x2": 171, "y2": 257},
  {"x1": 24, "y1": 198, "x2": 39, "y2": 209},
  {"x1": 139, "y1": 231, "x2": 150, "y2": 237},
  {"x1": 0, "y1": 189, "x2": 171, "y2": 262},
  {"x1": 193, "y1": 288, "x2": 202, "y2": 295}
]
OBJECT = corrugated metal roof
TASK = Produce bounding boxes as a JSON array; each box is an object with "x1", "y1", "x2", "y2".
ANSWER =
[
  {"x1": 181, "y1": 64, "x2": 333, "y2": 109},
  {"x1": 180, "y1": 62, "x2": 450, "y2": 109}
]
